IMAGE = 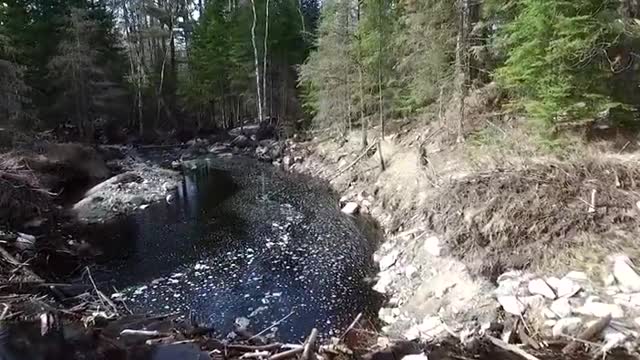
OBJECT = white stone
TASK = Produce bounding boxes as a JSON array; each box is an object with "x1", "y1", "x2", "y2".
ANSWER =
[
  {"x1": 520, "y1": 295, "x2": 546, "y2": 310},
  {"x1": 419, "y1": 316, "x2": 447, "y2": 338},
  {"x1": 543, "y1": 320, "x2": 557, "y2": 327},
  {"x1": 404, "y1": 265, "x2": 418, "y2": 278},
  {"x1": 379, "y1": 250, "x2": 399, "y2": 271},
  {"x1": 497, "y1": 296, "x2": 525, "y2": 315},
  {"x1": 552, "y1": 317, "x2": 583, "y2": 337},
  {"x1": 613, "y1": 255, "x2": 640, "y2": 293},
  {"x1": 634, "y1": 317, "x2": 640, "y2": 327},
  {"x1": 494, "y1": 278, "x2": 523, "y2": 297},
  {"x1": 605, "y1": 273, "x2": 616, "y2": 287},
  {"x1": 555, "y1": 277, "x2": 581, "y2": 298},
  {"x1": 564, "y1": 271, "x2": 589, "y2": 282},
  {"x1": 528, "y1": 278, "x2": 556, "y2": 299},
  {"x1": 498, "y1": 270, "x2": 524, "y2": 283},
  {"x1": 602, "y1": 327, "x2": 628, "y2": 352},
  {"x1": 379, "y1": 308, "x2": 398, "y2": 324},
  {"x1": 401, "y1": 355, "x2": 428, "y2": 360},
  {"x1": 542, "y1": 307, "x2": 558, "y2": 319},
  {"x1": 341, "y1": 202, "x2": 360, "y2": 215},
  {"x1": 549, "y1": 298, "x2": 572, "y2": 318},
  {"x1": 423, "y1": 236, "x2": 442, "y2": 257},
  {"x1": 546, "y1": 277, "x2": 561, "y2": 291},
  {"x1": 373, "y1": 271, "x2": 393, "y2": 294},
  {"x1": 235, "y1": 317, "x2": 251, "y2": 329},
  {"x1": 575, "y1": 302, "x2": 624, "y2": 318}
]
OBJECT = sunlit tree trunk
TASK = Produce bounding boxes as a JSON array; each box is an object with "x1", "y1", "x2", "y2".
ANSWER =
[
  {"x1": 263, "y1": 0, "x2": 270, "y2": 120},
  {"x1": 250, "y1": 0, "x2": 264, "y2": 122}
]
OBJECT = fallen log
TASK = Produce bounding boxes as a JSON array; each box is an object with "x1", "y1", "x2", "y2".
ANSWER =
[
  {"x1": 487, "y1": 335, "x2": 540, "y2": 360},
  {"x1": 562, "y1": 314, "x2": 611, "y2": 354},
  {"x1": 302, "y1": 328, "x2": 318, "y2": 360}
]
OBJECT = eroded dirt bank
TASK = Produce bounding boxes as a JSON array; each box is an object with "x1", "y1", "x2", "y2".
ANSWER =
[{"x1": 278, "y1": 125, "x2": 640, "y2": 358}]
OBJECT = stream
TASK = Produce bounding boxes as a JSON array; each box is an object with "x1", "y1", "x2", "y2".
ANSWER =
[{"x1": 80, "y1": 156, "x2": 380, "y2": 341}]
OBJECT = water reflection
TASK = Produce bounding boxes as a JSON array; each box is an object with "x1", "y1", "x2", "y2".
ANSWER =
[{"x1": 78, "y1": 158, "x2": 379, "y2": 341}]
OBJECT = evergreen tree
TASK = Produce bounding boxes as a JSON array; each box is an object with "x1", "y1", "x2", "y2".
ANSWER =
[
  {"x1": 48, "y1": 7, "x2": 128, "y2": 139},
  {"x1": 494, "y1": 0, "x2": 627, "y2": 127}
]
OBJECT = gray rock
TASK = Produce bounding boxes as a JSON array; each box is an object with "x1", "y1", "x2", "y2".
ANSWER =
[
  {"x1": 575, "y1": 301, "x2": 624, "y2": 318},
  {"x1": 231, "y1": 135, "x2": 252, "y2": 148},
  {"x1": 612, "y1": 255, "x2": 640, "y2": 293},
  {"x1": 552, "y1": 317, "x2": 583, "y2": 337},
  {"x1": 498, "y1": 270, "x2": 526, "y2": 283},
  {"x1": 528, "y1": 278, "x2": 556, "y2": 299},
  {"x1": 549, "y1": 297, "x2": 572, "y2": 318},
  {"x1": 495, "y1": 276, "x2": 528, "y2": 297}
]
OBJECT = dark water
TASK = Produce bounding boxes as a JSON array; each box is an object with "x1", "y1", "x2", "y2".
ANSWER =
[{"x1": 84, "y1": 157, "x2": 379, "y2": 341}]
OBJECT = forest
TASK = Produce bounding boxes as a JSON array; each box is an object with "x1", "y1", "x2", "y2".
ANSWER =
[{"x1": 1, "y1": 0, "x2": 640, "y2": 143}]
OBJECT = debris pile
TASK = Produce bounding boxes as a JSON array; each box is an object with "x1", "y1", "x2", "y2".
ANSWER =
[{"x1": 425, "y1": 158, "x2": 640, "y2": 278}]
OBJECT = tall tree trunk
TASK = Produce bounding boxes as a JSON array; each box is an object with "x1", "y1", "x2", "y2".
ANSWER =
[
  {"x1": 250, "y1": 0, "x2": 264, "y2": 122},
  {"x1": 455, "y1": 0, "x2": 468, "y2": 143},
  {"x1": 263, "y1": 0, "x2": 270, "y2": 120},
  {"x1": 359, "y1": 65, "x2": 367, "y2": 150}
]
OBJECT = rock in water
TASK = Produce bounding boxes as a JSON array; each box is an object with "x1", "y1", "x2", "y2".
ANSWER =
[
  {"x1": 528, "y1": 278, "x2": 556, "y2": 299},
  {"x1": 612, "y1": 255, "x2": 640, "y2": 293}
]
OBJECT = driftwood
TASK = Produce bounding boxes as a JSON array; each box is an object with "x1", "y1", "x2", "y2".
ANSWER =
[
  {"x1": 517, "y1": 323, "x2": 540, "y2": 350},
  {"x1": 340, "y1": 312, "x2": 362, "y2": 340},
  {"x1": 228, "y1": 343, "x2": 284, "y2": 353},
  {"x1": 562, "y1": 314, "x2": 611, "y2": 354},
  {"x1": 302, "y1": 328, "x2": 319, "y2": 360},
  {"x1": 329, "y1": 139, "x2": 379, "y2": 181},
  {"x1": 269, "y1": 347, "x2": 303, "y2": 360},
  {"x1": 487, "y1": 335, "x2": 540, "y2": 360},
  {"x1": 0, "y1": 245, "x2": 43, "y2": 282}
]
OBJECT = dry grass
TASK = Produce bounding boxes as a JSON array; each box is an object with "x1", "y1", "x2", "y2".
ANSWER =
[{"x1": 426, "y1": 156, "x2": 640, "y2": 280}]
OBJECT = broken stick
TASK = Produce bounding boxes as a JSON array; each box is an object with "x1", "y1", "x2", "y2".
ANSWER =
[
  {"x1": 269, "y1": 347, "x2": 303, "y2": 360},
  {"x1": 302, "y1": 328, "x2": 319, "y2": 360},
  {"x1": 562, "y1": 314, "x2": 611, "y2": 354},
  {"x1": 329, "y1": 139, "x2": 379, "y2": 181},
  {"x1": 487, "y1": 335, "x2": 540, "y2": 360}
]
